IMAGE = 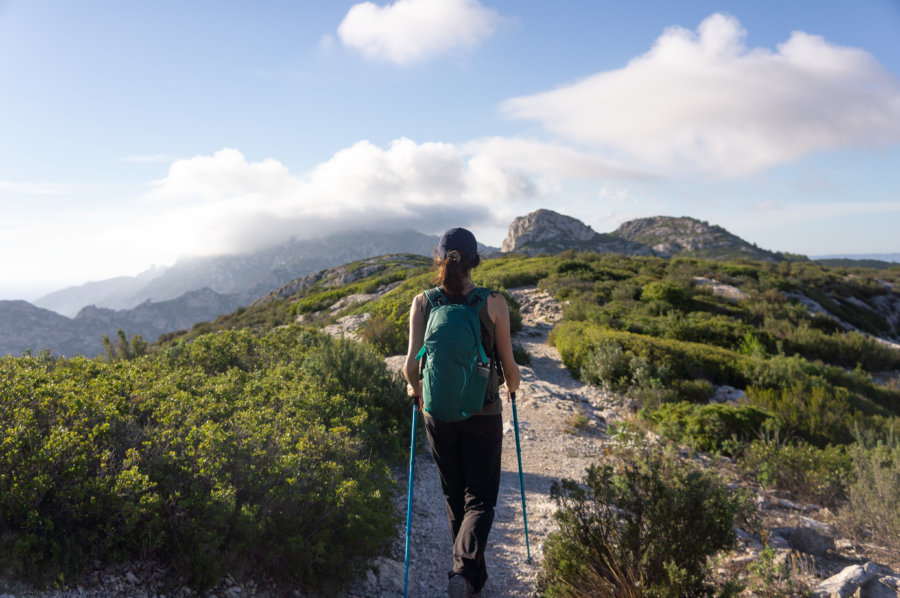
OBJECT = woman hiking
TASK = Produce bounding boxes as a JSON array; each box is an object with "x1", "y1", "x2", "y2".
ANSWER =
[{"x1": 403, "y1": 227, "x2": 520, "y2": 597}]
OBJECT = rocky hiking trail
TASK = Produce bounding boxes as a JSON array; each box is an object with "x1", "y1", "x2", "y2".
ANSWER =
[{"x1": 354, "y1": 286, "x2": 625, "y2": 597}]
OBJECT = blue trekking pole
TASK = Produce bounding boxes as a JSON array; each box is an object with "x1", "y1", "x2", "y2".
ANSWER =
[
  {"x1": 510, "y1": 391, "x2": 532, "y2": 563},
  {"x1": 404, "y1": 401, "x2": 418, "y2": 598}
]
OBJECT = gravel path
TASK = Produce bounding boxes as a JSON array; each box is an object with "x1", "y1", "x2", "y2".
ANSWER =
[{"x1": 353, "y1": 286, "x2": 627, "y2": 597}]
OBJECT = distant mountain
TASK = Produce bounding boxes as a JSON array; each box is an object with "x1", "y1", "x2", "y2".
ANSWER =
[
  {"x1": 35, "y1": 229, "x2": 447, "y2": 317},
  {"x1": 11, "y1": 227, "x2": 501, "y2": 356},
  {"x1": 501, "y1": 209, "x2": 653, "y2": 256},
  {"x1": 611, "y1": 216, "x2": 782, "y2": 261},
  {"x1": 0, "y1": 288, "x2": 244, "y2": 358},
  {"x1": 35, "y1": 266, "x2": 166, "y2": 317},
  {"x1": 501, "y1": 210, "x2": 783, "y2": 262},
  {"x1": 813, "y1": 254, "x2": 900, "y2": 270}
]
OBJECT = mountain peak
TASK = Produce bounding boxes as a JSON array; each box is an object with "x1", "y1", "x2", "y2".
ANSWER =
[
  {"x1": 612, "y1": 215, "x2": 780, "y2": 261},
  {"x1": 501, "y1": 209, "x2": 653, "y2": 256},
  {"x1": 502, "y1": 209, "x2": 602, "y2": 253}
]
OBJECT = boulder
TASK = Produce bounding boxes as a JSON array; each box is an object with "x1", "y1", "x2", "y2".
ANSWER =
[{"x1": 813, "y1": 562, "x2": 881, "y2": 598}]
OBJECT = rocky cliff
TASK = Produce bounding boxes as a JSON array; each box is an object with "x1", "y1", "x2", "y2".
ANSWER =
[
  {"x1": 501, "y1": 209, "x2": 653, "y2": 256},
  {"x1": 502, "y1": 210, "x2": 783, "y2": 261}
]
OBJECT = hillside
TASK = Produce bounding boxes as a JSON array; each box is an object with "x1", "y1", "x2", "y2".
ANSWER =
[
  {"x1": 612, "y1": 215, "x2": 784, "y2": 260},
  {"x1": 3, "y1": 248, "x2": 900, "y2": 596}
]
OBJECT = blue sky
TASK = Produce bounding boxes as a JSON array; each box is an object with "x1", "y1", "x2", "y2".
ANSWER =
[{"x1": 1, "y1": 0, "x2": 899, "y2": 300}]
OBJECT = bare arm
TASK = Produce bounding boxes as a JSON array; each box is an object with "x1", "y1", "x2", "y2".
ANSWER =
[
  {"x1": 488, "y1": 291, "x2": 520, "y2": 394},
  {"x1": 403, "y1": 293, "x2": 426, "y2": 400}
]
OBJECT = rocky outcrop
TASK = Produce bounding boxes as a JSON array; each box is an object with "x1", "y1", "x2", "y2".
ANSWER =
[
  {"x1": 612, "y1": 215, "x2": 782, "y2": 261},
  {"x1": 501, "y1": 209, "x2": 653, "y2": 256},
  {"x1": 500, "y1": 210, "x2": 781, "y2": 261}
]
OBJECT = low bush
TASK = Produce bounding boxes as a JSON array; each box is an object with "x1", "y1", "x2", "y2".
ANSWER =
[
  {"x1": 539, "y1": 444, "x2": 751, "y2": 597},
  {"x1": 739, "y1": 437, "x2": 851, "y2": 507},
  {"x1": 552, "y1": 322, "x2": 748, "y2": 389},
  {"x1": 641, "y1": 402, "x2": 775, "y2": 456},
  {"x1": 839, "y1": 441, "x2": 900, "y2": 550}
]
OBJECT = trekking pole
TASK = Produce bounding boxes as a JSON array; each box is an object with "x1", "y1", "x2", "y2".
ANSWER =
[
  {"x1": 404, "y1": 401, "x2": 418, "y2": 598},
  {"x1": 510, "y1": 391, "x2": 532, "y2": 563}
]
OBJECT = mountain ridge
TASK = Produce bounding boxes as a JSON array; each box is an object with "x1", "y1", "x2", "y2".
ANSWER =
[
  {"x1": 34, "y1": 229, "x2": 445, "y2": 317},
  {"x1": 3, "y1": 211, "x2": 795, "y2": 357},
  {"x1": 501, "y1": 209, "x2": 786, "y2": 261}
]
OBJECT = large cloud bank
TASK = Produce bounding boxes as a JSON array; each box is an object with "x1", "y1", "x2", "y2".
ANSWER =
[
  {"x1": 503, "y1": 13, "x2": 900, "y2": 177},
  {"x1": 142, "y1": 140, "x2": 535, "y2": 259},
  {"x1": 338, "y1": 0, "x2": 503, "y2": 65}
]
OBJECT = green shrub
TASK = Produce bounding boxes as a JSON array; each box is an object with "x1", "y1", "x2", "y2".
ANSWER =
[
  {"x1": 0, "y1": 327, "x2": 407, "y2": 592},
  {"x1": 552, "y1": 322, "x2": 748, "y2": 389},
  {"x1": 539, "y1": 445, "x2": 750, "y2": 597},
  {"x1": 840, "y1": 441, "x2": 900, "y2": 550},
  {"x1": 642, "y1": 402, "x2": 775, "y2": 456},
  {"x1": 746, "y1": 380, "x2": 857, "y2": 446},
  {"x1": 641, "y1": 280, "x2": 693, "y2": 310},
  {"x1": 580, "y1": 340, "x2": 630, "y2": 391},
  {"x1": 739, "y1": 437, "x2": 851, "y2": 506}
]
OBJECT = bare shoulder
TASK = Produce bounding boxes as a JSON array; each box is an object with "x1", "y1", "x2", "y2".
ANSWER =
[{"x1": 486, "y1": 290, "x2": 509, "y2": 314}]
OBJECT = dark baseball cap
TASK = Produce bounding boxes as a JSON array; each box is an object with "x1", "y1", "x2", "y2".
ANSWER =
[{"x1": 438, "y1": 227, "x2": 478, "y2": 259}]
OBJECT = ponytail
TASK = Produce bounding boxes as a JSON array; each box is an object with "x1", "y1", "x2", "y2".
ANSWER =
[{"x1": 433, "y1": 249, "x2": 481, "y2": 295}]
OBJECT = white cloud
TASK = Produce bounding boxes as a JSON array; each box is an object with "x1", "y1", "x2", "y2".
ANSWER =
[
  {"x1": 140, "y1": 140, "x2": 539, "y2": 259},
  {"x1": 502, "y1": 13, "x2": 900, "y2": 177},
  {"x1": 337, "y1": 0, "x2": 503, "y2": 65}
]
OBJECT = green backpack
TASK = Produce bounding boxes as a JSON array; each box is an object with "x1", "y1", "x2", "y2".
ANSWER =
[{"x1": 415, "y1": 287, "x2": 492, "y2": 422}]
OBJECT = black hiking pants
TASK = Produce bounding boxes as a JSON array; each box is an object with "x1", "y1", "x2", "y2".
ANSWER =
[{"x1": 424, "y1": 413, "x2": 503, "y2": 593}]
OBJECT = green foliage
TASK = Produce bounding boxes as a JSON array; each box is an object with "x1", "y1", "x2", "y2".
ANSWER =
[
  {"x1": 840, "y1": 440, "x2": 900, "y2": 550},
  {"x1": 552, "y1": 322, "x2": 748, "y2": 390},
  {"x1": 472, "y1": 254, "x2": 558, "y2": 289},
  {"x1": 0, "y1": 327, "x2": 407, "y2": 591},
  {"x1": 539, "y1": 444, "x2": 751, "y2": 597},
  {"x1": 641, "y1": 402, "x2": 775, "y2": 456},
  {"x1": 513, "y1": 344, "x2": 531, "y2": 365},
  {"x1": 102, "y1": 329, "x2": 148, "y2": 361},
  {"x1": 641, "y1": 280, "x2": 693, "y2": 310},
  {"x1": 739, "y1": 437, "x2": 851, "y2": 506}
]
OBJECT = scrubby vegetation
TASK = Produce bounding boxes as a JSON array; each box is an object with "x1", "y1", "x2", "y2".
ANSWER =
[
  {"x1": 539, "y1": 437, "x2": 751, "y2": 597},
  {"x1": 0, "y1": 327, "x2": 407, "y2": 592},
  {"x1": 4, "y1": 248, "x2": 900, "y2": 594},
  {"x1": 536, "y1": 251, "x2": 900, "y2": 577}
]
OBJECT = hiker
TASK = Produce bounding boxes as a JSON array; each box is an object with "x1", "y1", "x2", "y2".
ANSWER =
[{"x1": 403, "y1": 227, "x2": 521, "y2": 597}]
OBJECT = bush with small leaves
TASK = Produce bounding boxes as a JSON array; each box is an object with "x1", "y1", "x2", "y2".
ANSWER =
[{"x1": 539, "y1": 445, "x2": 752, "y2": 597}]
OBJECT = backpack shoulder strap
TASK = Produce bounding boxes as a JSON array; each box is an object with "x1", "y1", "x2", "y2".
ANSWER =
[
  {"x1": 466, "y1": 287, "x2": 491, "y2": 310},
  {"x1": 424, "y1": 287, "x2": 446, "y2": 309}
]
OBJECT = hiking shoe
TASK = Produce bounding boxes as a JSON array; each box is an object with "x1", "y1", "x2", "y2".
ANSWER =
[{"x1": 447, "y1": 574, "x2": 474, "y2": 598}]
